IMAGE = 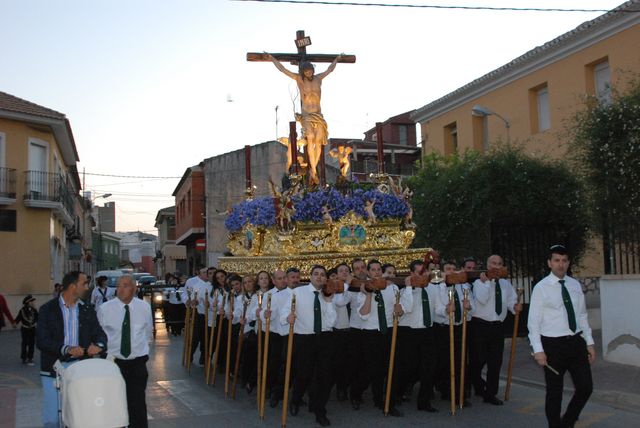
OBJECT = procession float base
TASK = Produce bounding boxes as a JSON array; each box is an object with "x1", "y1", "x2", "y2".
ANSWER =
[{"x1": 218, "y1": 247, "x2": 432, "y2": 278}]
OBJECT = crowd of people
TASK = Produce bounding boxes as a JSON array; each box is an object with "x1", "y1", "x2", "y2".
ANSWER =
[{"x1": 167, "y1": 244, "x2": 594, "y2": 428}]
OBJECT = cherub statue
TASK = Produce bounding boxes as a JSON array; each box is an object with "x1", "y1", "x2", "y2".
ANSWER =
[
  {"x1": 402, "y1": 186, "x2": 416, "y2": 228},
  {"x1": 328, "y1": 145, "x2": 353, "y2": 178},
  {"x1": 322, "y1": 205, "x2": 333, "y2": 225},
  {"x1": 364, "y1": 199, "x2": 376, "y2": 224}
]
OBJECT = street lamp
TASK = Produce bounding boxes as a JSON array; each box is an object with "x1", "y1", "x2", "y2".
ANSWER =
[
  {"x1": 471, "y1": 104, "x2": 511, "y2": 147},
  {"x1": 92, "y1": 193, "x2": 112, "y2": 202}
]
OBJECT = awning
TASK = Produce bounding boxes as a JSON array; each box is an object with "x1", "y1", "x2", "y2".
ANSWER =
[{"x1": 164, "y1": 244, "x2": 187, "y2": 260}]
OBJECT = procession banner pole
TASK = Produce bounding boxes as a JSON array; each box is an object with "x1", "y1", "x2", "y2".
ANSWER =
[
  {"x1": 448, "y1": 287, "x2": 456, "y2": 416},
  {"x1": 383, "y1": 290, "x2": 401, "y2": 416},
  {"x1": 181, "y1": 290, "x2": 192, "y2": 367},
  {"x1": 225, "y1": 292, "x2": 236, "y2": 396},
  {"x1": 260, "y1": 293, "x2": 272, "y2": 418},
  {"x1": 205, "y1": 290, "x2": 218, "y2": 383},
  {"x1": 203, "y1": 293, "x2": 210, "y2": 381},
  {"x1": 187, "y1": 291, "x2": 197, "y2": 374},
  {"x1": 232, "y1": 297, "x2": 249, "y2": 399},
  {"x1": 211, "y1": 293, "x2": 226, "y2": 386},
  {"x1": 281, "y1": 295, "x2": 296, "y2": 428},
  {"x1": 504, "y1": 287, "x2": 524, "y2": 401},
  {"x1": 459, "y1": 288, "x2": 469, "y2": 409},
  {"x1": 256, "y1": 292, "x2": 264, "y2": 412}
]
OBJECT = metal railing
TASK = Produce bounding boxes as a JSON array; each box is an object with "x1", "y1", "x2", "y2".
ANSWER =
[
  {"x1": 351, "y1": 159, "x2": 416, "y2": 177},
  {"x1": 23, "y1": 170, "x2": 75, "y2": 215},
  {"x1": 604, "y1": 219, "x2": 640, "y2": 275},
  {"x1": 0, "y1": 167, "x2": 16, "y2": 198}
]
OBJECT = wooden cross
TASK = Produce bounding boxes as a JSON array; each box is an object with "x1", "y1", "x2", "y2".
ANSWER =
[{"x1": 247, "y1": 30, "x2": 355, "y2": 67}]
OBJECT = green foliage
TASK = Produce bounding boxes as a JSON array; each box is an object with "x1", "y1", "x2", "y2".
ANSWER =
[
  {"x1": 407, "y1": 146, "x2": 589, "y2": 264},
  {"x1": 570, "y1": 77, "x2": 640, "y2": 229}
]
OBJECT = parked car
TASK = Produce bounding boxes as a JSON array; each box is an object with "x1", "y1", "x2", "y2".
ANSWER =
[{"x1": 92, "y1": 270, "x2": 124, "y2": 289}]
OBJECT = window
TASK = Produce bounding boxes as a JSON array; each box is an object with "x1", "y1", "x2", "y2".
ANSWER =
[
  {"x1": 594, "y1": 61, "x2": 612, "y2": 103},
  {"x1": 398, "y1": 125, "x2": 408, "y2": 146},
  {"x1": 537, "y1": 87, "x2": 550, "y2": 131},
  {"x1": 0, "y1": 209, "x2": 16, "y2": 231},
  {"x1": 444, "y1": 122, "x2": 458, "y2": 154}
]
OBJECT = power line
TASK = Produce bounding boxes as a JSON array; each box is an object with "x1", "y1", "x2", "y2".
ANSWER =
[
  {"x1": 234, "y1": 0, "x2": 637, "y2": 13},
  {"x1": 83, "y1": 172, "x2": 182, "y2": 179}
]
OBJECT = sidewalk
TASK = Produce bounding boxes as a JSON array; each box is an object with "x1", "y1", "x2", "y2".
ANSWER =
[{"x1": 503, "y1": 327, "x2": 640, "y2": 413}]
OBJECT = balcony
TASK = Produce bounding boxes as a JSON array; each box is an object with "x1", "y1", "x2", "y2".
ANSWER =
[
  {"x1": 23, "y1": 170, "x2": 75, "y2": 226},
  {"x1": 0, "y1": 167, "x2": 17, "y2": 204},
  {"x1": 351, "y1": 160, "x2": 417, "y2": 181}
]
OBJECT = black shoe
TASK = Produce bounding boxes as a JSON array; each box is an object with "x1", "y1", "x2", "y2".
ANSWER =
[
  {"x1": 484, "y1": 396, "x2": 504, "y2": 406},
  {"x1": 351, "y1": 399, "x2": 360, "y2": 410},
  {"x1": 270, "y1": 396, "x2": 279, "y2": 408},
  {"x1": 417, "y1": 403, "x2": 439, "y2": 413},
  {"x1": 316, "y1": 414, "x2": 331, "y2": 427},
  {"x1": 289, "y1": 401, "x2": 300, "y2": 416},
  {"x1": 245, "y1": 383, "x2": 254, "y2": 395},
  {"x1": 387, "y1": 407, "x2": 404, "y2": 417},
  {"x1": 337, "y1": 389, "x2": 347, "y2": 402}
]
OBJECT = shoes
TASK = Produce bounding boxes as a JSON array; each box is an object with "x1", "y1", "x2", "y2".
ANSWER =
[
  {"x1": 387, "y1": 407, "x2": 404, "y2": 417},
  {"x1": 316, "y1": 414, "x2": 331, "y2": 427},
  {"x1": 417, "y1": 403, "x2": 439, "y2": 413},
  {"x1": 289, "y1": 401, "x2": 300, "y2": 416},
  {"x1": 350, "y1": 399, "x2": 360, "y2": 410},
  {"x1": 245, "y1": 383, "x2": 254, "y2": 395},
  {"x1": 21, "y1": 359, "x2": 27, "y2": 365},
  {"x1": 27, "y1": 360, "x2": 35, "y2": 366},
  {"x1": 269, "y1": 396, "x2": 279, "y2": 408},
  {"x1": 483, "y1": 396, "x2": 504, "y2": 406}
]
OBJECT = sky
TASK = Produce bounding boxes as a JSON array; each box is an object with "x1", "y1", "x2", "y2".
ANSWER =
[{"x1": 0, "y1": 0, "x2": 626, "y2": 233}]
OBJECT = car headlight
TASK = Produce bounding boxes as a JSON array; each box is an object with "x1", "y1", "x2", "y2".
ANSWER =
[{"x1": 154, "y1": 294, "x2": 163, "y2": 302}]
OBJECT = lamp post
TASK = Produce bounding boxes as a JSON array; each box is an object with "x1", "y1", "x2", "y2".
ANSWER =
[{"x1": 471, "y1": 104, "x2": 511, "y2": 149}]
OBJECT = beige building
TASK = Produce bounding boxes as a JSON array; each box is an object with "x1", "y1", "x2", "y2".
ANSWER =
[
  {"x1": 0, "y1": 91, "x2": 85, "y2": 308},
  {"x1": 411, "y1": 1, "x2": 640, "y2": 275}
]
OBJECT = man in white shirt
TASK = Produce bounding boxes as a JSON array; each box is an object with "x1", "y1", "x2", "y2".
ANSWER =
[
  {"x1": 188, "y1": 266, "x2": 212, "y2": 365},
  {"x1": 397, "y1": 260, "x2": 439, "y2": 413},
  {"x1": 98, "y1": 275, "x2": 152, "y2": 428},
  {"x1": 470, "y1": 254, "x2": 522, "y2": 405},
  {"x1": 355, "y1": 260, "x2": 404, "y2": 417},
  {"x1": 528, "y1": 245, "x2": 594, "y2": 428},
  {"x1": 280, "y1": 265, "x2": 337, "y2": 427},
  {"x1": 91, "y1": 276, "x2": 115, "y2": 309},
  {"x1": 330, "y1": 263, "x2": 352, "y2": 402}
]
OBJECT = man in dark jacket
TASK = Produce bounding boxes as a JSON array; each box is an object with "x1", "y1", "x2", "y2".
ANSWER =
[{"x1": 37, "y1": 271, "x2": 107, "y2": 428}]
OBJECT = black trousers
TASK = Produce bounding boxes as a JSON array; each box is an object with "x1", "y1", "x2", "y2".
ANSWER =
[
  {"x1": 291, "y1": 332, "x2": 335, "y2": 417},
  {"x1": 470, "y1": 318, "x2": 505, "y2": 398},
  {"x1": 168, "y1": 303, "x2": 185, "y2": 335},
  {"x1": 115, "y1": 356, "x2": 149, "y2": 428},
  {"x1": 20, "y1": 327, "x2": 36, "y2": 360},
  {"x1": 242, "y1": 331, "x2": 258, "y2": 388},
  {"x1": 541, "y1": 334, "x2": 593, "y2": 428},
  {"x1": 271, "y1": 334, "x2": 289, "y2": 400},
  {"x1": 332, "y1": 328, "x2": 350, "y2": 396},
  {"x1": 397, "y1": 326, "x2": 437, "y2": 408},
  {"x1": 348, "y1": 328, "x2": 367, "y2": 402},
  {"x1": 355, "y1": 329, "x2": 398, "y2": 408},
  {"x1": 436, "y1": 323, "x2": 467, "y2": 403},
  {"x1": 433, "y1": 323, "x2": 449, "y2": 394},
  {"x1": 190, "y1": 313, "x2": 205, "y2": 362},
  {"x1": 264, "y1": 332, "x2": 284, "y2": 398}
]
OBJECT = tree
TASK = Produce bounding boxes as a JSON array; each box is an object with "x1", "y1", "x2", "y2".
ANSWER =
[{"x1": 407, "y1": 145, "x2": 589, "y2": 267}]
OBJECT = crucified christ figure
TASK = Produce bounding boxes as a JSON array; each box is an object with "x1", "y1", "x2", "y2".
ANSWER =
[{"x1": 266, "y1": 52, "x2": 342, "y2": 185}]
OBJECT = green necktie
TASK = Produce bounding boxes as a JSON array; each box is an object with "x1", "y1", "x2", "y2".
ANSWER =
[
  {"x1": 313, "y1": 291, "x2": 322, "y2": 334},
  {"x1": 494, "y1": 279, "x2": 502, "y2": 315},
  {"x1": 559, "y1": 279, "x2": 577, "y2": 332},
  {"x1": 121, "y1": 304, "x2": 131, "y2": 358},
  {"x1": 453, "y1": 288, "x2": 462, "y2": 324},
  {"x1": 421, "y1": 288, "x2": 431, "y2": 328},
  {"x1": 375, "y1": 291, "x2": 388, "y2": 333}
]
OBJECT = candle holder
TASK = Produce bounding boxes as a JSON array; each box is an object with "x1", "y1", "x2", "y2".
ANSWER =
[
  {"x1": 245, "y1": 185, "x2": 257, "y2": 201},
  {"x1": 369, "y1": 172, "x2": 391, "y2": 193}
]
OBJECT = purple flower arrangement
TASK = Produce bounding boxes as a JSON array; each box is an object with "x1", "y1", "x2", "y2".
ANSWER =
[{"x1": 225, "y1": 187, "x2": 409, "y2": 232}]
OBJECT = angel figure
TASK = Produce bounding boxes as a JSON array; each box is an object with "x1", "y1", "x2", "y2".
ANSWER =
[
  {"x1": 364, "y1": 199, "x2": 376, "y2": 224},
  {"x1": 402, "y1": 186, "x2": 416, "y2": 228},
  {"x1": 328, "y1": 145, "x2": 353, "y2": 178},
  {"x1": 322, "y1": 205, "x2": 333, "y2": 225}
]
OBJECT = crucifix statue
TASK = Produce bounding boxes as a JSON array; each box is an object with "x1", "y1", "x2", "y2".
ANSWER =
[{"x1": 247, "y1": 30, "x2": 355, "y2": 185}]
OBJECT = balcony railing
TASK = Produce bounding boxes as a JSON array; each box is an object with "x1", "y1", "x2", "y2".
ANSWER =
[
  {"x1": 351, "y1": 160, "x2": 417, "y2": 177},
  {"x1": 23, "y1": 170, "x2": 75, "y2": 224},
  {"x1": 0, "y1": 167, "x2": 16, "y2": 200}
]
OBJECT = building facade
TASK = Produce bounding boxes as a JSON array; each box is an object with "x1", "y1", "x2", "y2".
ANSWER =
[
  {"x1": 0, "y1": 91, "x2": 85, "y2": 307},
  {"x1": 173, "y1": 165, "x2": 205, "y2": 274},
  {"x1": 154, "y1": 205, "x2": 186, "y2": 277}
]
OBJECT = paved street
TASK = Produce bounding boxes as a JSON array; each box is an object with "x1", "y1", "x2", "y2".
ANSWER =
[{"x1": 2, "y1": 313, "x2": 639, "y2": 428}]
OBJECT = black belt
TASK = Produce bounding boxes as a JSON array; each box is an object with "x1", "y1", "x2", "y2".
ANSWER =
[
  {"x1": 542, "y1": 332, "x2": 583, "y2": 340},
  {"x1": 115, "y1": 355, "x2": 148, "y2": 363},
  {"x1": 472, "y1": 317, "x2": 503, "y2": 325}
]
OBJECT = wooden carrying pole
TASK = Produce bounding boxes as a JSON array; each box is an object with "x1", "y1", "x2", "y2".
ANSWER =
[
  {"x1": 260, "y1": 293, "x2": 272, "y2": 419},
  {"x1": 211, "y1": 293, "x2": 226, "y2": 385},
  {"x1": 232, "y1": 298, "x2": 250, "y2": 399},
  {"x1": 186, "y1": 292, "x2": 197, "y2": 374},
  {"x1": 256, "y1": 292, "x2": 264, "y2": 412},
  {"x1": 504, "y1": 288, "x2": 524, "y2": 401},
  {"x1": 225, "y1": 293, "x2": 235, "y2": 396},
  {"x1": 281, "y1": 295, "x2": 296, "y2": 428},
  {"x1": 181, "y1": 291, "x2": 192, "y2": 367},
  {"x1": 384, "y1": 291, "x2": 401, "y2": 416},
  {"x1": 448, "y1": 287, "x2": 456, "y2": 416},
  {"x1": 459, "y1": 288, "x2": 469, "y2": 409},
  {"x1": 205, "y1": 291, "x2": 218, "y2": 383},
  {"x1": 203, "y1": 293, "x2": 210, "y2": 381}
]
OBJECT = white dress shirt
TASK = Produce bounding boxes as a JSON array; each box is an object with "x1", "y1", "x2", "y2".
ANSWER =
[
  {"x1": 528, "y1": 273, "x2": 594, "y2": 354},
  {"x1": 167, "y1": 287, "x2": 186, "y2": 305},
  {"x1": 260, "y1": 287, "x2": 292, "y2": 336},
  {"x1": 399, "y1": 284, "x2": 439, "y2": 329},
  {"x1": 234, "y1": 293, "x2": 253, "y2": 333},
  {"x1": 184, "y1": 275, "x2": 200, "y2": 296},
  {"x1": 356, "y1": 283, "x2": 402, "y2": 331},
  {"x1": 331, "y1": 283, "x2": 351, "y2": 329},
  {"x1": 208, "y1": 289, "x2": 226, "y2": 328},
  {"x1": 435, "y1": 283, "x2": 474, "y2": 326},
  {"x1": 193, "y1": 280, "x2": 213, "y2": 315},
  {"x1": 472, "y1": 278, "x2": 518, "y2": 322},
  {"x1": 98, "y1": 297, "x2": 152, "y2": 359},
  {"x1": 333, "y1": 288, "x2": 363, "y2": 329},
  {"x1": 280, "y1": 284, "x2": 337, "y2": 334},
  {"x1": 91, "y1": 286, "x2": 115, "y2": 309}
]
